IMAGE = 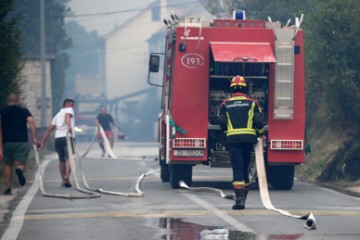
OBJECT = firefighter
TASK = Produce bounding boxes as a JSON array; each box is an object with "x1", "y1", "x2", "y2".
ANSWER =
[{"x1": 217, "y1": 75, "x2": 265, "y2": 210}]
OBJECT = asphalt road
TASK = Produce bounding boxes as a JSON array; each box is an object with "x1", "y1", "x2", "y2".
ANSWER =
[{"x1": 1, "y1": 141, "x2": 360, "y2": 240}]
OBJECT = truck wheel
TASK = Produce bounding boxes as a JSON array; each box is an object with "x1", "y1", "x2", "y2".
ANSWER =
[
  {"x1": 170, "y1": 164, "x2": 193, "y2": 189},
  {"x1": 268, "y1": 165, "x2": 295, "y2": 190},
  {"x1": 160, "y1": 161, "x2": 170, "y2": 182}
]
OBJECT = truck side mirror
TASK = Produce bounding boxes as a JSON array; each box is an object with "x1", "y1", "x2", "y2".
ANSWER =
[
  {"x1": 149, "y1": 54, "x2": 160, "y2": 72},
  {"x1": 148, "y1": 53, "x2": 164, "y2": 87}
]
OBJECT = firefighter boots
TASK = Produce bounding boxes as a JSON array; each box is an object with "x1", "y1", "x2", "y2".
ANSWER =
[{"x1": 232, "y1": 188, "x2": 248, "y2": 210}]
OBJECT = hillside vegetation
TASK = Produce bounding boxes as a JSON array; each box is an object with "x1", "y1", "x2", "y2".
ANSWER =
[{"x1": 302, "y1": 0, "x2": 360, "y2": 185}]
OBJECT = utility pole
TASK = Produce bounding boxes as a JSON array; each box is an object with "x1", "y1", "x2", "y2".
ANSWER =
[{"x1": 40, "y1": 0, "x2": 46, "y2": 126}]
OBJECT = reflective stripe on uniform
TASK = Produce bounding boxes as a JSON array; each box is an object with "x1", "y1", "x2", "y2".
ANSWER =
[
  {"x1": 233, "y1": 181, "x2": 245, "y2": 187},
  {"x1": 226, "y1": 112, "x2": 233, "y2": 129},
  {"x1": 247, "y1": 102, "x2": 255, "y2": 129},
  {"x1": 226, "y1": 128, "x2": 256, "y2": 136}
]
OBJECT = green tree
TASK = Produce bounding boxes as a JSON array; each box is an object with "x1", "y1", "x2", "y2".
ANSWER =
[
  {"x1": 306, "y1": 0, "x2": 360, "y2": 129},
  {"x1": 11, "y1": 0, "x2": 72, "y2": 112},
  {"x1": 0, "y1": 0, "x2": 22, "y2": 105},
  {"x1": 199, "y1": 0, "x2": 225, "y2": 18},
  {"x1": 200, "y1": 0, "x2": 314, "y2": 22},
  {"x1": 233, "y1": 0, "x2": 313, "y2": 22}
]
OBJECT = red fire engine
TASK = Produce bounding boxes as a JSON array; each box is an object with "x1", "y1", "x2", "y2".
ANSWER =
[{"x1": 148, "y1": 11, "x2": 305, "y2": 190}]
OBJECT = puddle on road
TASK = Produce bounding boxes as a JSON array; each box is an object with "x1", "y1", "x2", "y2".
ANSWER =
[{"x1": 158, "y1": 217, "x2": 304, "y2": 240}]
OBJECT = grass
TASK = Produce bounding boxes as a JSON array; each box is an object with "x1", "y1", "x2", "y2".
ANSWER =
[{"x1": 296, "y1": 100, "x2": 350, "y2": 183}]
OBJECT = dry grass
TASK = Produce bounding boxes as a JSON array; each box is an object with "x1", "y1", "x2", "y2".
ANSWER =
[{"x1": 296, "y1": 116, "x2": 349, "y2": 181}]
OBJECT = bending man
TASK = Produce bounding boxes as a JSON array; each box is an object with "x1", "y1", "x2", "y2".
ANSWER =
[{"x1": 95, "y1": 106, "x2": 121, "y2": 157}]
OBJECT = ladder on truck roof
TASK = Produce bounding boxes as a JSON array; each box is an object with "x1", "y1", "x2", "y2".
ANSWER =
[
  {"x1": 271, "y1": 14, "x2": 304, "y2": 119},
  {"x1": 274, "y1": 28, "x2": 294, "y2": 119}
]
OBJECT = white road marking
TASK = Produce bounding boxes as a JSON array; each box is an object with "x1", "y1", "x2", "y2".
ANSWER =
[
  {"x1": 144, "y1": 165, "x2": 256, "y2": 234},
  {"x1": 182, "y1": 193, "x2": 256, "y2": 233}
]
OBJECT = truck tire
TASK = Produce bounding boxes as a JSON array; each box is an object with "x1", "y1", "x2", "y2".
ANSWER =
[
  {"x1": 170, "y1": 164, "x2": 193, "y2": 189},
  {"x1": 268, "y1": 165, "x2": 295, "y2": 190},
  {"x1": 160, "y1": 161, "x2": 170, "y2": 182}
]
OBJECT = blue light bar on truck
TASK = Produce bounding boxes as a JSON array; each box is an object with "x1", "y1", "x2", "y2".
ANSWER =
[{"x1": 233, "y1": 10, "x2": 246, "y2": 20}]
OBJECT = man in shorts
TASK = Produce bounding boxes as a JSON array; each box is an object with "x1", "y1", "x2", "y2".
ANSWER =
[
  {"x1": 40, "y1": 98, "x2": 75, "y2": 188},
  {"x1": 0, "y1": 93, "x2": 38, "y2": 195},
  {"x1": 96, "y1": 106, "x2": 121, "y2": 157}
]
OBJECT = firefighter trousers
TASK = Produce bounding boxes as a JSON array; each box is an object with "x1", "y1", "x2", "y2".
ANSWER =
[{"x1": 228, "y1": 143, "x2": 253, "y2": 185}]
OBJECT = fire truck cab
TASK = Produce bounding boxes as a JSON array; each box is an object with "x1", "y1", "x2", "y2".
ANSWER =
[{"x1": 148, "y1": 11, "x2": 305, "y2": 190}]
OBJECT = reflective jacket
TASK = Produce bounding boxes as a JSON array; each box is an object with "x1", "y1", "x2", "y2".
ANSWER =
[{"x1": 217, "y1": 92, "x2": 264, "y2": 144}]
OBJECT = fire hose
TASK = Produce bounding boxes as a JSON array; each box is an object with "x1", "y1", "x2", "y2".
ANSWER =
[
  {"x1": 79, "y1": 126, "x2": 98, "y2": 158},
  {"x1": 97, "y1": 125, "x2": 117, "y2": 158},
  {"x1": 255, "y1": 138, "x2": 316, "y2": 229},
  {"x1": 91, "y1": 169, "x2": 160, "y2": 197},
  {"x1": 35, "y1": 126, "x2": 158, "y2": 198},
  {"x1": 77, "y1": 125, "x2": 155, "y2": 196},
  {"x1": 78, "y1": 125, "x2": 118, "y2": 159},
  {"x1": 70, "y1": 127, "x2": 158, "y2": 197},
  {"x1": 33, "y1": 140, "x2": 100, "y2": 199},
  {"x1": 65, "y1": 133, "x2": 101, "y2": 198},
  {"x1": 180, "y1": 138, "x2": 316, "y2": 229},
  {"x1": 33, "y1": 134, "x2": 160, "y2": 199},
  {"x1": 72, "y1": 141, "x2": 147, "y2": 197},
  {"x1": 79, "y1": 125, "x2": 147, "y2": 161},
  {"x1": 179, "y1": 182, "x2": 234, "y2": 200}
]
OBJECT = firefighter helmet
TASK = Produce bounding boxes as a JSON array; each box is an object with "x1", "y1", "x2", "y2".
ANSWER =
[{"x1": 230, "y1": 75, "x2": 247, "y2": 88}]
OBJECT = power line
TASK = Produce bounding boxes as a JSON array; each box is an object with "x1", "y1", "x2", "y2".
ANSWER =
[{"x1": 66, "y1": 1, "x2": 200, "y2": 18}]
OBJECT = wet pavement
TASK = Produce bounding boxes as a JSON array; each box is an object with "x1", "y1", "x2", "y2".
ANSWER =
[{"x1": 157, "y1": 217, "x2": 305, "y2": 240}]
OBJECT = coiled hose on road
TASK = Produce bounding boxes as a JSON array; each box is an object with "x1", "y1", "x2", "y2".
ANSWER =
[
  {"x1": 34, "y1": 127, "x2": 158, "y2": 199},
  {"x1": 34, "y1": 142, "x2": 100, "y2": 199}
]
